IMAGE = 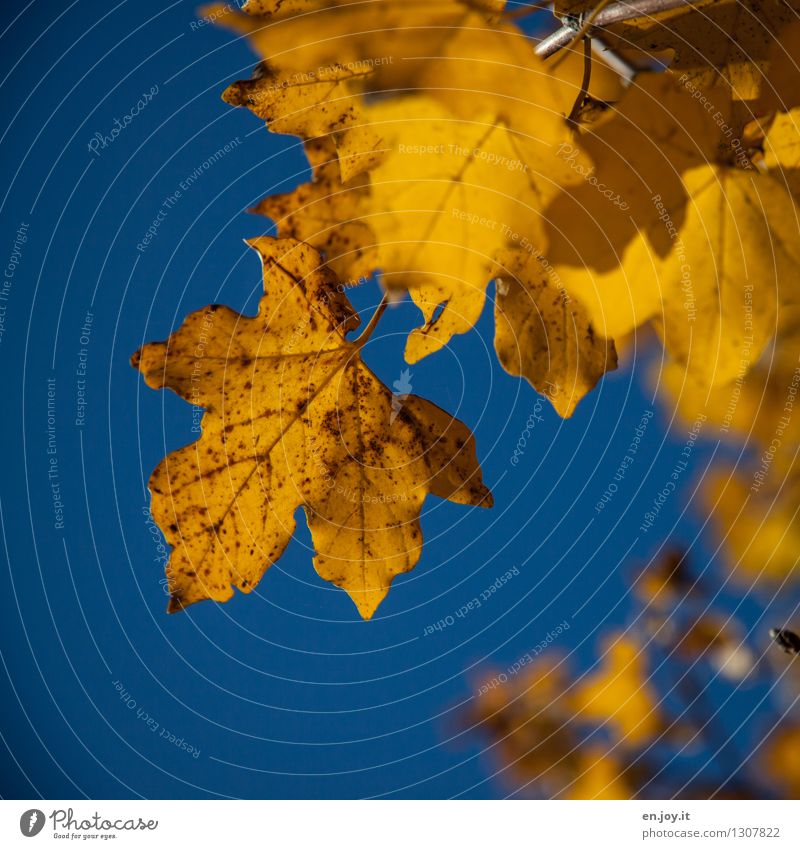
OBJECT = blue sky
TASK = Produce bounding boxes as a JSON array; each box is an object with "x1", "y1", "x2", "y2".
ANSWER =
[{"x1": 0, "y1": 0, "x2": 776, "y2": 799}]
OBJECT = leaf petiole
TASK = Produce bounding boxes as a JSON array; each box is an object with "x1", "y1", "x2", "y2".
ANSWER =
[{"x1": 352, "y1": 292, "x2": 390, "y2": 348}]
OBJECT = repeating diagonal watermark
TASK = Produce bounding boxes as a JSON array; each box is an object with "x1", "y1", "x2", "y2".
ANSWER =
[
  {"x1": 595, "y1": 409, "x2": 653, "y2": 513},
  {"x1": 640, "y1": 413, "x2": 706, "y2": 532},
  {"x1": 87, "y1": 86, "x2": 159, "y2": 157},
  {"x1": 476, "y1": 620, "x2": 571, "y2": 695},
  {"x1": 423, "y1": 567, "x2": 519, "y2": 636}
]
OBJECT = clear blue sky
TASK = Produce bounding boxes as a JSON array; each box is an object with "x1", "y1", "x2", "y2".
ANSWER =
[{"x1": 0, "y1": 0, "x2": 765, "y2": 799}]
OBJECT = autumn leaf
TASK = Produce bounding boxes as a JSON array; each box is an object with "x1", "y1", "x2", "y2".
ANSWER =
[
  {"x1": 209, "y1": 0, "x2": 509, "y2": 179},
  {"x1": 221, "y1": 63, "x2": 384, "y2": 182},
  {"x1": 493, "y1": 248, "x2": 618, "y2": 417},
  {"x1": 132, "y1": 237, "x2": 491, "y2": 619}
]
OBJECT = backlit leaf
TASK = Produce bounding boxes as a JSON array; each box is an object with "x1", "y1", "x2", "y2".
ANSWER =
[{"x1": 132, "y1": 237, "x2": 491, "y2": 619}]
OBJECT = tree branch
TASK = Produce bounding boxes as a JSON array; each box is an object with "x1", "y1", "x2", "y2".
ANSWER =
[{"x1": 535, "y1": 0, "x2": 694, "y2": 59}]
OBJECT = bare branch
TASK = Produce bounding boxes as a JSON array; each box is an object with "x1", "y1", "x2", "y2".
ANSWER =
[{"x1": 535, "y1": 0, "x2": 694, "y2": 59}]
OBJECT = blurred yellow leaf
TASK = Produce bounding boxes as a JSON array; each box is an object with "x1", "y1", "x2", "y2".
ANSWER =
[
  {"x1": 572, "y1": 633, "x2": 664, "y2": 746},
  {"x1": 705, "y1": 467, "x2": 800, "y2": 584},
  {"x1": 761, "y1": 725, "x2": 800, "y2": 798},
  {"x1": 556, "y1": 0, "x2": 800, "y2": 132},
  {"x1": 545, "y1": 73, "x2": 800, "y2": 388},
  {"x1": 570, "y1": 746, "x2": 632, "y2": 800}
]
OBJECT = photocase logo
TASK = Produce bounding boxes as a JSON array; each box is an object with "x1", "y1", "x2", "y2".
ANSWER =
[
  {"x1": 390, "y1": 369, "x2": 413, "y2": 423},
  {"x1": 19, "y1": 809, "x2": 46, "y2": 837}
]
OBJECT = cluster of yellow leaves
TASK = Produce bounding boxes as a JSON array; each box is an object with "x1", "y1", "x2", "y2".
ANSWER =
[
  {"x1": 470, "y1": 633, "x2": 663, "y2": 798},
  {"x1": 565, "y1": 0, "x2": 800, "y2": 587},
  {"x1": 544, "y1": 70, "x2": 800, "y2": 389},
  {"x1": 133, "y1": 0, "x2": 800, "y2": 616},
  {"x1": 212, "y1": 0, "x2": 622, "y2": 417}
]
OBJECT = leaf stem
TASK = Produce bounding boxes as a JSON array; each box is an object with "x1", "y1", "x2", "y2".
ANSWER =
[
  {"x1": 566, "y1": 36, "x2": 593, "y2": 124},
  {"x1": 353, "y1": 292, "x2": 389, "y2": 348},
  {"x1": 535, "y1": 0, "x2": 693, "y2": 59}
]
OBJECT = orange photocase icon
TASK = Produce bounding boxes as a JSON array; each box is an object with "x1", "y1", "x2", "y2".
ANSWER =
[{"x1": 19, "y1": 809, "x2": 46, "y2": 837}]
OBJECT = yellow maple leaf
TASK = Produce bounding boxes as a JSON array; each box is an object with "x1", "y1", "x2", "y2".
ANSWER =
[
  {"x1": 221, "y1": 63, "x2": 384, "y2": 182},
  {"x1": 132, "y1": 237, "x2": 491, "y2": 619}
]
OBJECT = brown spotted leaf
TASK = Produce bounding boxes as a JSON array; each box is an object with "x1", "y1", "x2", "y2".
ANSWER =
[
  {"x1": 493, "y1": 249, "x2": 618, "y2": 418},
  {"x1": 132, "y1": 237, "x2": 491, "y2": 619},
  {"x1": 209, "y1": 0, "x2": 508, "y2": 179},
  {"x1": 221, "y1": 63, "x2": 384, "y2": 182}
]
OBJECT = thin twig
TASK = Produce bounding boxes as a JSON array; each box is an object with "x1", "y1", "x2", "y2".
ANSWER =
[
  {"x1": 550, "y1": 0, "x2": 613, "y2": 69},
  {"x1": 535, "y1": 0, "x2": 694, "y2": 59}
]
